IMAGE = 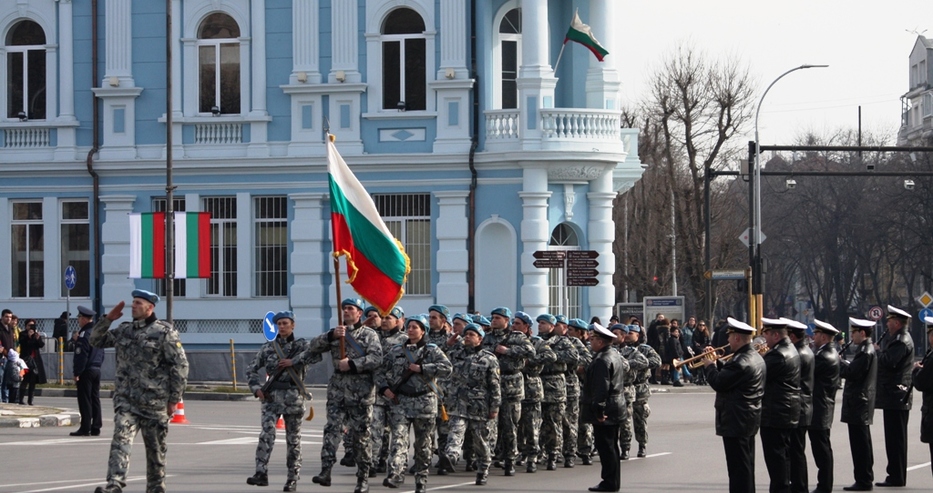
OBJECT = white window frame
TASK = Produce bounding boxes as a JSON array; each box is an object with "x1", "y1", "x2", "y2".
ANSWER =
[
  {"x1": 253, "y1": 196, "x2": 288, "y2": 298},
  {"x1": 11, "y1": 200, "x2": 44, "y2": 299},
  {"x1": 374, "y1": 193, "x2": 432, "y2": 296},
  {"x1": 182, "y1": 2, "x2": 251, "y2": 118},
  {"x1": 492, "y1": 2, "x2": 522, "y2": 110},
  {"x1": 197, "y1": 25, "x2": 241, "y2": 115},
  {"x1": 1, "y1": 12, "x2": 56, "y2": 123},
  {"x1": 203, "y1": 196, "x2": 238, "y2": 297},
  {"x1": 60, "y1": 199, "x2": 90, "y2": 297}
]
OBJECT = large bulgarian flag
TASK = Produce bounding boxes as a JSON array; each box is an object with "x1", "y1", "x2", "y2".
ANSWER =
[
  {"x1": 327, "y1": 135, "x2": 410, "y2": 315},
  {"x1": 129, "y1": 212, "x2": 211, "y2": 279},
  {"x1": 564, "y1": 9, "x2": 608, "y2": 61}
]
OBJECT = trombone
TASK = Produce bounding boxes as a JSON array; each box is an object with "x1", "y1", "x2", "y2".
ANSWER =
[{"x1": 673, "y1": 344, "x2": 729, "y2": 370}]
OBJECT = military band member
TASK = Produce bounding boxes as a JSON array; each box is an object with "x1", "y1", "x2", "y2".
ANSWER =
[
  {"x1": 911, "y1": 316, "x2": 933, "y2": 476},
  {"x1": 377, "y1": 314, "x2": 452, "y2": 493},
  {"x1": 785, "y1": 318, "x2": 814, "y2": 493},
  {"x1": 758, "y1": 317, "x2": 801, "y2": 493},
  {"x1": 90, "y1": 290, "x2": 189, "y2": 493},
  {"x1": 626, "y1": 323, "x2": 660, "y2": 458},
  {"x1": 246, "y1": 311, "x2": 321, "y2": 491},
  {"x1": 702, "y1": 317, "x2": 766, "y2": 493},
  {"x1": 373, "y1": 306, "x2": 407, "y2": 475},
  {"x1": 841, "y1": 317, "x2": 878, "y2": 491},
  {"x1": 611, "y1": 324, "x2": 648, "y2": 460},
  {"x1": 583, "y1": 323, "x2": 628, "y2": 493},
  {"x1": 515, "y1": 311, "x2": 555, "y2": 472},
  {"x1": 809, "y1": 319, "x2": 841, "y2": 493},
  {"x1": 307, "y1": 298, "x2": 383, "y2": 493},
  {"x1": 563, "y1": 317, "x2": 592, "y2": 467},
  {"x1": 872, "y1": 305, "x2": 914, "y2": 487},
  {"x1": 439, "y1": 323, "x2": 501, "y2": 485},
  {"x1": 537, "y1": 313, "x2": 578, "y2": 470},
  {"x1": 482, "y1": 307, "x2": 535, "y2": 476}
]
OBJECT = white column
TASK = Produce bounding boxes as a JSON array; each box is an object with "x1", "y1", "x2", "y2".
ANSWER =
[
  {"x1": 330, "y1": 0, "x2": 360, "y2": 83},
  {"x1": 585, "y1": 0, "x2": 621, "y2": 110},
  {"x1": 100, "y1": 195, "x2": 138, "y2": 304},
  {"x1": 235, "y1": 192, "x2": 252, "y2": 298},
  {"x1": 104, "y1": 0, "x2": 134, "y2": 86},
  {"x1": 290, "y1": 193, "x2": 329, "y2": 334},
  {"x1": 58, "y1": 0, "x2": 76, "y2": 118},
  {"x1": 434, "y1": 191, "x2": 470, "y2": 314},
  {"x1": 517, "y1": 0, "x2": 556, "y2": 149},
  {"x1": 438, "y1": 0, "x2": 468, "y2": 79},
  {"x1": 250, "y1": 0, "x2": 267, "y2": 115},
  {"x1": 519, "y1": 167, "x2": 552, "y2": 316},
  {"x1": 587, "y1": 171, "x2": 616, "y2": 320},
  {"x1": 291, "y1": 0, "x2": 321, "y2": 84},
  {"x1": 171, "y1": 0, "x2": 183, "y2": 117}
]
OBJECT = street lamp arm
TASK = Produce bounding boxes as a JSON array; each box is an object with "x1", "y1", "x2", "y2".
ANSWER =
[{"x1": 754, "y1": 64, "x2": 830, "y2": 149}]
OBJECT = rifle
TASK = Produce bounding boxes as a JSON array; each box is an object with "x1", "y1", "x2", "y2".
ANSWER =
[
  {"x1": 259, "y1": 344, "x2": 302, "y2": 400},
  {"x1": 387, "y1": 366, "x2": 419, "y2": 405}
]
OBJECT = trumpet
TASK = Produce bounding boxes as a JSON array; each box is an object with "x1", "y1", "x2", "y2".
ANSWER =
[
  {"x1": 673, "y1": 344, "x2": 729, "y2": 370},
  {"x1": 717, "y1": 342, "x2": 768, "y2": 365}
]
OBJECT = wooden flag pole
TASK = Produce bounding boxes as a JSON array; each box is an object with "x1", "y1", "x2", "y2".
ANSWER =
[
  {"x1": 553, "y1": 42, "x2": 567, "y2": 74},
  {"x1": 334, "y1": 247, "x2": 346, "y2": 361}
]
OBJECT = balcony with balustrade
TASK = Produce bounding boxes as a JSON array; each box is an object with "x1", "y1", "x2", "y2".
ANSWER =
[{"x1": 484, "y1": 107, "x2": 630, "y2": 155}]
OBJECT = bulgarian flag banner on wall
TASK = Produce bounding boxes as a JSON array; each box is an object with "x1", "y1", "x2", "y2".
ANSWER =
[
  {"x1": 564, "y1": 9, "x2": 608, "y2": 61},
  {"x1": 327, "y1": 135, "x2": 410, "y2": 315},
  {"x1": 129, "y1": 212, "x2": 211, "y2": 279}
]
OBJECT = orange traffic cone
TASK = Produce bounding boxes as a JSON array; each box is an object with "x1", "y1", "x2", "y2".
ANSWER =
[
  {"x1": 276, "y1": 416, "x2": 285, "y2": 429},
  {"x1": 171, "y1": 399, "x2": 190, "y2": 424}
]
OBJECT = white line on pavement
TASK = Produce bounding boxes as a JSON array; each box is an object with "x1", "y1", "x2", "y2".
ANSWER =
[
  {"x1": 9, "y1": 475, "x2": 160, "y2": 493},
  {"x1": 907, "y1": 461, "x2": 932, "y2": 472}
]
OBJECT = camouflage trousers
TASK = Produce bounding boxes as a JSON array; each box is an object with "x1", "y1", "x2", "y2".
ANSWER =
[
  {"x1": 633, "y1": 398, "x2": 650, "y2": 446},
  {"x1": 104, "y1": 410, "x2": 169, "y2": 492},
  {"x1": 255, "y1": 407, "x2": 303, "y2": 480},
  {"x1": 562, "y1": 394, "x2": 580, "y2": 457},
  {"x1": 321, "y1": 399, "x2": 372, "y2": 477},
  {"x1": 341, "y1": 404, "x2": 391, "y2": 464},
  {"x1": 445, "y1": 416, "x2": 492, "y2": 474},
  {"x1": 433, "y1": 400, "x2": 449, "y2": 454},
  {"x1": 518, "y1": 400, "x2": 542, "y2": 458},
  {"x1": 540, "y1": 401, "x2": 566, "y2": 456},
  {"x1": 577, "y1": 421, "x2": 594, "y2": 456},
  {"x1": 494, "y1": 399, "x2": 522, "y2": 461},
  {"x1": 619, "y1": 386, "x2": 636, "y2": 453},
  {"x1": 386, "y1": 410, "x2": 435, "y2": 484}
]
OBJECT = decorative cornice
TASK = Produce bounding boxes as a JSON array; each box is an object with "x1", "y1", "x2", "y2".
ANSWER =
[{"x1": 548, "y1": 165, "x2": 606, "y2": 182}]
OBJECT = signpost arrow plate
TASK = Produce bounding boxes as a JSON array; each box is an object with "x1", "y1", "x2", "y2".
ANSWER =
[
  {"x1": 567, "y1": 259, "x2": 599, "y2": 269},
  {"x1": 567, "y1": 269, "x2": 599, "y2": 278},
  {"x1": 533, "y1": 259, "x2": 565, "y2": 269},
  {"x1": 566, "y1": 278, "x2": 599, "y2": 287},
  {"x1": 262, "y1": 311, "x2": 278, "y2": 342},
  {"x1": 567, "y1": 250, "x2": 599, "y2": 259},
  {"x1": 533, "y1": 250, "x2": 565, "y2": 260},
  {"x1": 703, "y1": 269, "x2": 746, "y2": 280}
]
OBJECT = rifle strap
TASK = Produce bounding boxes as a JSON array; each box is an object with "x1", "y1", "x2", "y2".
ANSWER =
[
  {"x1": 402, "y1": 345, "x2": 446, "y2": 414},
  {"x1": 344, "y1": 331, "x2": 366, "y2": 358},
  {"x1": 273, "y1": 339, "x2": 312, "y2": 399}
]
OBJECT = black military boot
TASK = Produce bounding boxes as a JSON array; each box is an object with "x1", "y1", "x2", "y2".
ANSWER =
[
  {"x1": 465, "y1": 459, "x2": 477, "y2": 472},
  {"x1": 340, "y1": 454, "x2": 357, "y2": 467},
  {"x1": 637, "y1": 444, "x2": 646, "y2": 457},
  {"x1": 94, "y1": 485, "x2": 122, "y2": 493},
  {"x1": 353, "y1": 477, "x2": 369, "y2": 493},
  {"x1": 503, "y1": 459, "x2": 516, "y2": 476},
  {"x1": 382, "y1": 475, "x2": 403, "y2": 489},
  {"x1": 476, "y1": 471, "x2": 488, "y2": 485},
  {"x1": 620, "y1": 449, "x2": 629, "y2": 461},
  {"x1": 246, "y1": 472, "x2": 269, "y2": 486},
  {"x1": 564, "y1": 456, "x2": 575, "y2": 468},
  {"x1": 312, "y1": 468, "x2": 331, "y2": 487},
  {"x1": 283, "y1": 479, "x2": 297, "y2": 492},
  {"x1": 581, "y1": 453, "x2": 593, "y2": 465},
  {"x1": 526, "y1": 459, "x2": 537, "y2": 473},
  {"x1": 414, "y1": 479, "x2": 427, "y2": 493},
  {"x1": 375, "y1": 458, "x2": 387, "y2": 473},
  {"x1": 546, "y1": 453, "x2": 557, "y2": 470}
]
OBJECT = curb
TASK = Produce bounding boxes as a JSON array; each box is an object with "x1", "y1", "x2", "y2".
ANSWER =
[{"x1": 0, "y1": 410, "x2": 78, "y2": 428}]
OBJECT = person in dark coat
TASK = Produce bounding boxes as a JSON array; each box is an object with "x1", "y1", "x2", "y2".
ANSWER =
[
  {"x1": 759, "y1": 317, "x2": 801, "y2": 493},
  {"x1": 785, "y1": 319, "x2": 814, "y2": 493},
  {"x1": 840, "y1": 317, "x2": 878, "y2": 491},
  {"x1": 53, "y1": 311, "x2": 70, "y2": 352},
  {"x1": 691, "y1": 320, "x2": 712, "y2": 385},
  {"x1": 808, "y1": 319, "x2": 841, "y2": 493},
  {"x1": 702, "y1": 317, "x2": 766, "y2": 493},
  {"x1": 582, "y1": 323, "x2": 628, "y2": 493},
  {"x1": 911, "y1": 316, "x2": 933, "y2": 477},
  {"x1": 664, "y1": 327, "x2": 685, "y2": 387},
  {"x1": 873, "y1": 305, "x2": 915, "y2": 487},
  {"x1": 18, "y1": 319, "x2": 47, "y2": 405},
  {"x1": 71, "y1": 306, "x2": 105, "y2": 436}
]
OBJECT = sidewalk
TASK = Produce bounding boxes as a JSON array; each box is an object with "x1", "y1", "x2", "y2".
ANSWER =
[{"x1": 0, "y1": 402, "x2": 78, "y2": 428}]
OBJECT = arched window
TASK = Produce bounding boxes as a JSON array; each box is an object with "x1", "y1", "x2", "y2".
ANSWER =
[
  {"x1": 197, "y1": 13, "x2": 240, "y2": 115},
  {"x1": 6, "y1": 20, "x2": 46, "y2": 120},
  {"x1": 381, "y1": 8, "x2": 426, "y2": 111},
  {"x1": 497, "y1": 8, "x2": 521, "y2": 109},
  {"x1": 548, "y1": 223, "x2": 581, "y2": 317}
]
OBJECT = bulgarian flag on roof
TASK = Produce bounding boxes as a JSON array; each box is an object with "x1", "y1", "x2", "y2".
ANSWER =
[
  {"x1": 327, "y1": 135, "x2": 410, "y2": 316},
  {"x1": 129, "y1": 212, "x2": 211, "y2": 279},
  {"x1": 564, "y1": 9, "x2": 608, "y2": 61}
]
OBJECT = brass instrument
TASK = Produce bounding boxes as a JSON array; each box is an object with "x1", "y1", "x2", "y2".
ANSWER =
[{"x1": 673, "y1": 344, "x2": 729, "y2": 370}]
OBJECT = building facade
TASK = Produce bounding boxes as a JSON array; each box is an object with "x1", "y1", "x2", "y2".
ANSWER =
[
  {"x1": 0, "y1": 0, "x2": 643, "y2": 347},
  {"x1": 898, "y1": 34, "x2": 933, "y2": 145}
]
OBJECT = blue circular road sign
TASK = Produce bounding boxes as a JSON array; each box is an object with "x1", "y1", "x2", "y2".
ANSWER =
[
  {"x1": 262, "y1": 311, "x2": 278, "y2": 341},
  {"x1": 919, "y1": 308, "x2": 933, "y2": 324},
  {"x1": 64, "y1": 265, "x2": 77, "y2": 291}
]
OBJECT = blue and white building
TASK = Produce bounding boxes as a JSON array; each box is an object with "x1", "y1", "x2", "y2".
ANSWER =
[{"x1": 0, "y1": 0, "x2": 643, "y2": 347}]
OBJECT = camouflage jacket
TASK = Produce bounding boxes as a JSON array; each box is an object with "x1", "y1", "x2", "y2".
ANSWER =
[
  {"x1": 633, "y1": 343, "x2": 661, "y2": 398},
  {"x1": 90, "y1": 315, "x2": 189, "y2": 419},
  {"x1": 307, "y1": 322, "x2": 383, "y2": 406},
  {"x1": 246, "y1": 334, "x2": 322, "y2": 415},
  {"x1": 482, "y1": 327, "x2": 535, "y2": 400},
  {"x1": 446, "y1": 344, "x2": 502, "y2": 420},
  {"x1": 615, "y1": 344, "x2": 650, "y2": 386},
  {"x1": 376, "y1": 339, "x2": 452, "y2": 419},
  {"x1": 566, "y1": 336, "x2": 591, "y2": 396},
  {"x1": 522, "y1": 335, "x2": 556, "y2": 403},
  {"x1": 539, "y1": 333, "x2": 579, "y2": 403},
  {"x1": 427, "y1": 329, "x2": 451, "y2": 348},
  {"x1": 375, "y1": 329, "x2": 409, "y2": 406}
]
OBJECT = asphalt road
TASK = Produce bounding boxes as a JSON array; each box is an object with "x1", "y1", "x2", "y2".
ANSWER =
[{"x1": 3, "y1": 391, "x2": 932, "y2": 492}]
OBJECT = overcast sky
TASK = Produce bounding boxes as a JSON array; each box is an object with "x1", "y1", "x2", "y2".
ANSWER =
[{"x1": 616, "y1": 0, "x2": 926, "y2": 146}]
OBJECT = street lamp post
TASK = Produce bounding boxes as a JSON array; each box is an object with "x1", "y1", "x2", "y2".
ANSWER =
[{"x1": 750, "y1": 64, "x2": 828, "y2": 329}]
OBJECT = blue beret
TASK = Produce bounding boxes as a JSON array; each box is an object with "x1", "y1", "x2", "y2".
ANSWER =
[
  {"x1": 408, "y1": 314, "x2": 428, "y2": 330},
  {"x1": 555, "y1": 315, "x2": 569, "y2": 325},
  {"x1": 472, "y1": 314, "x2": 491, "y2": 327},
  {"x1": 364, "y1": 306, "x2": 380, "y2": 315},
  {"x1": 273, "y1": 311, "x2": 295, "y2": 323},
  {"x1": 131, "y1": 289, "x2": 160, "y2": 305},
  {"x1": 387, "y1": 306, "x2": 404, "y2": 319},
  {"x1": 514, "y1": 311, "x2": 533, "y2": 326},
  {"x1": 627, "y1": 324, "x2": 641, "y2": 333},
  {"x1": 569, "y1": 318, "x2": 589, "y2": 331},
  {"x1": 491, "y1": 307, "x2": 512, "y2": 319},
  {"x1": 428, "y1": 305, "x2": 450, "y2": 319},
  {"x1": 342, "y1": 298, "x2": 364, "y2": 310},
  {"x1": 610, "y1": 323, "x2": 629, "y2": 333},
  {"x1": 463, "y1": 323, "x2": 485, "y2": 339},
  {"x1": 536, "y1": 313, "x2": 556, "y2": 324},
  {"x1": 77, "y1": 305, "x2": 96, "y2": 317},
  {"x1": 452, "y1": 313, "x2": 472, "y2": 324}
]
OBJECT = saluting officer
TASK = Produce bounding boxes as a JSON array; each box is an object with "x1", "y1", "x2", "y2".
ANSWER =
[
  {"x1": 809, "y1": 319, "x2": 841, "y2": 493},
  {"x1": 785, "y1": 318, "x2": 814, "y2": 493},
  {"x1": 515, "y1": 311, "x2": 556, "y2": 473},
  {"x1": 246, "y1": 311, "x2": 321, "y2": 492},
  {"x1": 841, "y1": 317, "x2": 878, "y2": 492},
  {"x1": 536, "y1": 313, "x2": 578, "y2": 470},
  {"x1": 873, "y1": 305, "x2": 915, "y2": 487}
]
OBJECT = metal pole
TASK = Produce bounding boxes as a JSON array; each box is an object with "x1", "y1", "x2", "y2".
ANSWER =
[
  {"x1": 165, "y1": 0, "x2": 175, "y2": 323},
  {"x1": 704, "y1": 168, "x2": 712, "y2": 322},
  {"x1": 670, "y1": 188, "x2": 677, "y2": 296}
]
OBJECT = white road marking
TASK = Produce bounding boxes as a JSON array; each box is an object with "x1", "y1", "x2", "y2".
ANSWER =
[
  {"x1": 9, "y1": 475, "x2": 160, "y2": 493},
  {"x1": 0, "y1": 438, "x2": 110, "y2": 446},
  {"x1": 907, "y1": 461, "x2": 931, "y2": 472},
  {"x1": 628, "y1": 451, "x2": 672, "y2": 460}
]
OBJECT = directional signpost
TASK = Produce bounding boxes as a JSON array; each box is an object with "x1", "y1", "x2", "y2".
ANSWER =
[{"x1": 566, "y1": 250, "x2": 599, "y2": 287}]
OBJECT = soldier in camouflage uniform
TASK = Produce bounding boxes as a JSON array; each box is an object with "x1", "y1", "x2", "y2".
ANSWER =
[
  {"x1": 246, "y1": 311, "x2": 322, "y2": 491},
  {"x1": 372, "y1": 306, "x2": 407, "y2": 475},
  {"x1": 573, "y1": 320, "x2": 596, "y2": 464},
  {"x1": 341, "y1": 306, "x2": 383, "y2": 469},
  {"x1": 515, "y1": 311, "x2": 555, "y2": 473},
  {"x1": 307, "y1": 298, "x2": 383, "y2": 493},
  {"x1": 90, "y1": 289, "x2": 189, "y2": 493},
  {"x1": 482, "y1": 307, "x2": 535, "y2": 476},
  {"x1": 537, "y1": 313, "x2": 578, "y2": 470},
  {"x1": 377, "y1": 314, "x2": 452, "y2": 493},
  {"x1": 439, "y1": 323, "x2": 501, "y2": 485},
  {"x1": 626, "y1": 323, "x2": 660, "y2": 457},
  {"x1": 563, "y1": 317, "x2": 592, "y2": 467},
  {"x1": 610, "y1": 324, "x2": 649, "y2": 460},
  {"x1": 426, "y1": 304, "x2": 452, "y2": 473}
]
